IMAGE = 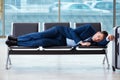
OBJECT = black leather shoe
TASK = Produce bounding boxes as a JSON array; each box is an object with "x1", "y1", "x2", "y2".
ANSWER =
[
  {"x1": 8, "y1": 36, "x2": 17, "y2": 41},
  {"x1": 6, "y1": 40, "x2": 17, "y2": 46}
]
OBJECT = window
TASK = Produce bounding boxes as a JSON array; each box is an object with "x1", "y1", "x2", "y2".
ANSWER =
[
  {"x1": 4, "y1": 0, "x2": 58, "y2": 35},
  {"x1": 60, "y1": 0, "x2": 115, "y2": 33},
  {"x1": 2, "y1": 0, "x2": 120, "y2": 35},
  {"x1": 0, "y1": 0, "x2": 4, "y2": 37}
]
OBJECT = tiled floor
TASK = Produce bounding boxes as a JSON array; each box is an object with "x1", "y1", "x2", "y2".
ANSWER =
[{"x1": 0, "y1": 39, "x2": 120, "y2": 80}]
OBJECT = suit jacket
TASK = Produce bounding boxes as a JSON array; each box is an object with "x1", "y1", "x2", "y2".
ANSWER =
[
  {"x1": 63, "y1": 24, "x2": 109, "y2": 46},
  {"x1": 17, "y1": 24, "x2": 109, "y2": 47}
]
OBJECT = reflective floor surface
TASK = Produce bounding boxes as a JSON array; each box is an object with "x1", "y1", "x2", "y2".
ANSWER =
[{"x1": 0, "y1": 39, "x2": 120, "y2": 80}]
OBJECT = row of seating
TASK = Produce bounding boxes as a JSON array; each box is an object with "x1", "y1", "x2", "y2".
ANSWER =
[{"x1": 6, "y1": 22, "x2": 110, "y2": 69}]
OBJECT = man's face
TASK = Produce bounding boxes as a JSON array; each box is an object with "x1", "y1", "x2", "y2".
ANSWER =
[{"x1": 92, "y1": 32, "x2": 104, "y2": 42}]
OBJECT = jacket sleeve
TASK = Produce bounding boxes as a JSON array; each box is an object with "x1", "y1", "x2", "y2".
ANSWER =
[
  {"x1": 74, "y1": 24, "x2": 96, "y2": 34},
  {"x1": 69, "y1": 30, "x2": 82, "y2": 43},
  {"x1": 97, "y1": 39, "x2": 110, "y2": 46},
  {"x1": 73, "y1": 24, "x2": 96, "y2": 43}
]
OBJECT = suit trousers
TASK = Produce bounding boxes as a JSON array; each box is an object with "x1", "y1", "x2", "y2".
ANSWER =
[{"x1": 17, "y1": 26, "x2": 67, "y2": 47}]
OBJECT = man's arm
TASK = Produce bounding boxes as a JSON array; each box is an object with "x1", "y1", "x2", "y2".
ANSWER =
[
  {"x1": 97, "y1": 34, "x2": 114, "y2": 46},
  {"x1": 73, "y1": 24, "x2": 96, "y2": 43},
  {"x1": 106, "y1": 34, "x2": 114, "y2": 41},
  {"x1": 78, "y1": 35, "x2": 114, "y2": 46}
]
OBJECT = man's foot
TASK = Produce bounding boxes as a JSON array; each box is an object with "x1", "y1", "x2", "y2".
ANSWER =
[
  {"x1": 5, "y1": 40, "x2": 17, "y2": 46},
  {"x1": 8, "y1": 36, "x2": 17, "y2": 41}
]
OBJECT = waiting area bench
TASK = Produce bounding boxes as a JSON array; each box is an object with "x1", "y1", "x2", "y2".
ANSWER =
[{"x1": 6, "y1": 22, "x2": 109, "y2": 69}]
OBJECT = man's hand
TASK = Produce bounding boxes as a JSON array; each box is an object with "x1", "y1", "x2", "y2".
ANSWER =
[
  {"x1": 79, "y1": 41, "x2": 91, "y2": 46},
  {"x1": 107, "y1": 34, "x2": 114, "y2": 41}
]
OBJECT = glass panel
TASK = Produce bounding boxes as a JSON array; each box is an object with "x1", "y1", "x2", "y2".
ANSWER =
[
  {"x1": 5, "y1": 0, "x2": 58, "y2": 35},
  {"x1": 4, "y1": 0, "x2": 119, "y2": 35},
  {"x1": 0, "y1": 21, "x2": 2, "y2": 35},
  {"x1": 61, "y1": 0, "x2": 113, "y2": 33},
  {"x1": 0, "y1": 0, "x2": 3, "y2": 36},
  {"x1": 116, "y1": 0, "x2": 120, "y2": 27}
]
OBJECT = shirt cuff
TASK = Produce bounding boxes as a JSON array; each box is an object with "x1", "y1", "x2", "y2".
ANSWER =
[
  {"x1": 77, "y1": 41, "x2": 82, "y2": 44},
  {"x1": 106, "y1": 36, "x2": 109, "y2": 41}
]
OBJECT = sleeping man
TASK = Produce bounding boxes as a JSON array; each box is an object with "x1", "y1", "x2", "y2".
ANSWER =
[{"x1": 6, "y1": 24, "x2": 114, "y2": 47}]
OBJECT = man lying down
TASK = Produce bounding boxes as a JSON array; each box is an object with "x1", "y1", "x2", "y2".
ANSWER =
[{"x1": 5, "y1": 24, "x2": 114, "y2": 47}]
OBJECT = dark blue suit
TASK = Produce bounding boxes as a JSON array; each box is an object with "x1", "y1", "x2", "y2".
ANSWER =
[{"x1": 17, "y1": 24, "x2": 109, "y2": 47}]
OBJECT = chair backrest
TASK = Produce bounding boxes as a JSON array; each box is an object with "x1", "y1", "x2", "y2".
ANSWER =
[
  {"x1": 75, "y1": 23, "x2": 101, "y2": 31},
  {"x1": 43, "y1": 22, "x2": 70, "y2": 30},
  {"x1": 12, "y1": 23, "x2": 39, "y2": 37}
]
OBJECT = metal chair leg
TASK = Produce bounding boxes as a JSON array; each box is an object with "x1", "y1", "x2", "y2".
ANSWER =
[
  {"x1": 105, "y1": 53, "x2": 110, "y2": 69},
  {"x1": 102, "y1": 48, "x2": 110, "y2": 69},
  {"x1": 103, "y1": 56, "x2": 106, "y2": 64},
  {"x1": 8, "y1": 56, "x2": 12, "y2": 65},
  {"x1": 6, "y1": 55, "x2": 9, "y2": 69},
  {"x1": 6, "y1": 52, "x2": 12, "y2": 70}
]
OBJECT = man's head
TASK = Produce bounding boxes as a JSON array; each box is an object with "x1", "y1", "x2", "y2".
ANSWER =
[{"x1": 92, "y1": 31, "x2": 108, "y2": 42}]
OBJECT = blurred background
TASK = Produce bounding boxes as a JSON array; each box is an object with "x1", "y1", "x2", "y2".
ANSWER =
[{"x1": 0, "y1": 0, "x2": 120, "y2": 36}]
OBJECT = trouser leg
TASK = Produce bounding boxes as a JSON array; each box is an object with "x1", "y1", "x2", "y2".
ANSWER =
[
  {"x1": 18, "y1": 38, "x2": 66, "y2": 47},
  {"x1": 18, "y1": 26, "x2": 60, "y2": 42}
]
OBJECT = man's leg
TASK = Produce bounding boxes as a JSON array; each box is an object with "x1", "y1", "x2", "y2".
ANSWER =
[
  {"x1": 18, "y1": 26, "x2": 61, "y2": 42},
  {"x1": 17, "y1": 38, "x2": 66, "y2": 47}
]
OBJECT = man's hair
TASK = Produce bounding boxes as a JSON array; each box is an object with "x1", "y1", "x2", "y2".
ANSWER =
[{"x1": 101, "y1": 31, "x2": 108, "y2": 38}]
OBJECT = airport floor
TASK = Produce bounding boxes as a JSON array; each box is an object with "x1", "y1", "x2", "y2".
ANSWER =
[{"x1": 0, "y1": 38, "x2": 120, "y2": 80}]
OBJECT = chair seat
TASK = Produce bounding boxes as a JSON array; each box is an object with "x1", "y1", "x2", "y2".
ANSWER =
[
  {"x1": 9, "y1": 46, "x2": 39, "y2": 51},
  {"x1": 8, "y1": 46, "x2": 73, "y2": 51},
  {"x1": 76, "y1": 46, "x2": 107, "y2": 51},
  {"x1": 43, "y1": 46, "x2": 73, "y2": 51},
  {"x1": 78, "y1": 46, "x2": 107, "y2": 48},
  {"x1": 9, "y1": 45, "x2": 106, "y2": 51}
]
